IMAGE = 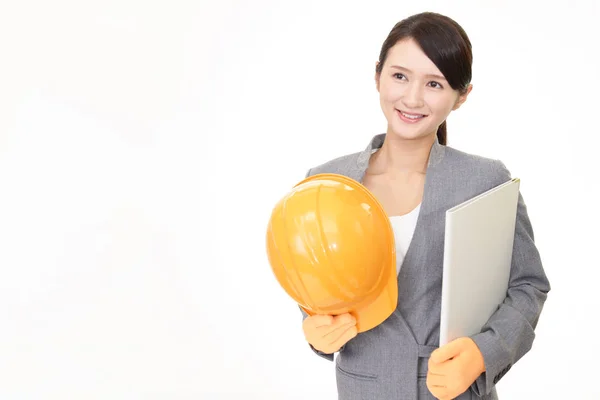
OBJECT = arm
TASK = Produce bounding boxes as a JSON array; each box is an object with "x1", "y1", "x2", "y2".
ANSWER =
[{"x1": 469, "y1": 161, "x2": 551, "y2": 396}]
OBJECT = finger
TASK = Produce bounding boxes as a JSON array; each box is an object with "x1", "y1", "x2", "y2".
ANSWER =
[
  {"x1": 427, "y1": 364, "x2": 446, "y2": 376},
  {"x1": 318, "y1": 314, "x2": 355, "y2": 335},
  {"x1": 322, "y1": 320, "x2": 356, "y2": 343},
  {"x1": 426, "y1": 372, "x2": 447, "y2": 388},
  {"x1": 329, "y1": 324, "x2": 358, "y2": 349},
  {"x1": 426, "y1": 374, "x2": 448, "y2": 400},
  {"x1": 428, "y1": 355, "x2": 450, "y2": 374},
  {"x1": 426, "y1": 386, "x2": 446, "y2": 400},
  {"x1": 306, "y1": 314, "x2": 334, "y2": 328},
  {"x1": 430, "y1": 339, "x2": 464, "y2": 364},
  {"x1": 332, "y1": 313, "x2": 356, "y2": 326}
]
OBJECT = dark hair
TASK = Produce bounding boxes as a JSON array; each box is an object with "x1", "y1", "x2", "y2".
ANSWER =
[{"x1": 375, "y1": 12, "x2": 473, "y2": 145}]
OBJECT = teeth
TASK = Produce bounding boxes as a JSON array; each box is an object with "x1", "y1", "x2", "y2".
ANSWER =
[{"x1": 400, "y1": 111, "x2": 424, "y2": 119}]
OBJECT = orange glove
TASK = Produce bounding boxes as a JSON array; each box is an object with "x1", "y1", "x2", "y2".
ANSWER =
[
  {"x1": 426, "y1": 337, "x2": 486, "y2": 400},
  {"x1": 302, "y1": 313, "x2": 358, "y2": 354}
]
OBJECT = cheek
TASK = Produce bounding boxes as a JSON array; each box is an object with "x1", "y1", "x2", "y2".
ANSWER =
[
  {"x1": 380, "y1": 82, "x2": 403, "y2": 103},
  {"x1": 426, "y1": 95, "x2": 456, "y2": 116}
]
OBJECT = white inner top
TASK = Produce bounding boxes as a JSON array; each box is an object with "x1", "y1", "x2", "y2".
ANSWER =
[
  {"x1": 368, "y1": 147, "x2": 421, "y2": 276},
  {"x1": 389, "y1": 204, "x2": 421, "y2": 276}
]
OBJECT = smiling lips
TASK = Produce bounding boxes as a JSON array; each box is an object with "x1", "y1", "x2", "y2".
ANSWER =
[{"x1": 396, "y1": 109, "x2": 428, "y2": 123}]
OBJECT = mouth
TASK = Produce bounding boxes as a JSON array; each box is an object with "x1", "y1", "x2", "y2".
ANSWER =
[{"x1": 396, "y1": 109, "x2": 428, "y2": 123}]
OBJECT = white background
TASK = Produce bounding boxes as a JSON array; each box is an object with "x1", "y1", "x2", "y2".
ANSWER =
[{"x1": 0, "y1": 0, "x2": 598, "y2": 399}]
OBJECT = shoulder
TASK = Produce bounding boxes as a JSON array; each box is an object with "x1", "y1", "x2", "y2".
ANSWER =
[
  {"x1": 438, "y1": 146, "x2": 518, "y2": 211},
  {"x1": 443, "y1": 145, "x2": 512, "y2": 186},
  {"x1": 304, "y1": 151, "x2": 363, "y2": 177}
]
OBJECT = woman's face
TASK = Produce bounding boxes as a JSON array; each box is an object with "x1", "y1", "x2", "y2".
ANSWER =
[{"x1": 375, "y1": 38, "x2": 471, "y2": 141}]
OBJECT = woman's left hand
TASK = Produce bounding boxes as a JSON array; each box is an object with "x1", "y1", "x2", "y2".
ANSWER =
[{"x1": 426, "y1": 337, "x2": 486, "y2": 400}]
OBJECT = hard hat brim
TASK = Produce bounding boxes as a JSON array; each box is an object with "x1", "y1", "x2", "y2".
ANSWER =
[{"x1": 300, "y1": 262, "x2": 398, "y2": 333}]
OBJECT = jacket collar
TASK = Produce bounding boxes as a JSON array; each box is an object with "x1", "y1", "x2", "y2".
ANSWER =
[{"x1": 350, "y1": 133, "x2": 446, "y2": 183}]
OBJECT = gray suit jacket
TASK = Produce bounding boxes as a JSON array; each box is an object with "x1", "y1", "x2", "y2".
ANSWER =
[{"x1": 300, "y1": 133, "x2": 551, "y2": 399}]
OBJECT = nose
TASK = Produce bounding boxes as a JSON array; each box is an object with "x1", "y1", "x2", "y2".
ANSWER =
[{"x1": 402, "y1": 83, "x2": 424, "y2": 109}]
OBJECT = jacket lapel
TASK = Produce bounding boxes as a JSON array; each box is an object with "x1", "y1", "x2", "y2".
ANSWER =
[
  {"x1": 350, "y1": 133, "x2": 446, "y2": 185},
  {"x1": 347, "y1": 133, "x2": 447, "y2": 343}
]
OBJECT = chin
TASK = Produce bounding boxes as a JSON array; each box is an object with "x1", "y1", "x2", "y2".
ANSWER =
[{"x1": 387, "y1": 125, "x2": 430, "y2": 141}]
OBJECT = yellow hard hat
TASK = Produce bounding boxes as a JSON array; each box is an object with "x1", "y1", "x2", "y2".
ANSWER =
[{"x1": 266, "y1": 173, "x2": 398, "y2": 333}]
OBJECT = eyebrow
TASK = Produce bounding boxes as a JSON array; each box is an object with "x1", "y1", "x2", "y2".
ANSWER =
[{"x1": 389, "y1": 65, "x2": 447, "y2": 81}]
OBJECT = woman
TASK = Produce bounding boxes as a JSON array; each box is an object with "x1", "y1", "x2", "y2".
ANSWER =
[{"x1": 300, "y1": 12, "x2": 551, "y2": 400}]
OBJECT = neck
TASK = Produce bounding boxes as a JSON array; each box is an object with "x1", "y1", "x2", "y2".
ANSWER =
[{"x1": 370, "y1": 133, "x2": 436, "y2": 175}]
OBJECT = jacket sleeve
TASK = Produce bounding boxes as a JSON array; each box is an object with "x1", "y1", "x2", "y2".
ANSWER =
[{"x1": 469, "y1": 160, "x2": 551, "y2": 396}]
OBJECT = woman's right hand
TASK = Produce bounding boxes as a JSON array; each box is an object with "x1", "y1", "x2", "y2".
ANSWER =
[{"x1": 302, "y1": 313, "x2": 358, "y2": 354}]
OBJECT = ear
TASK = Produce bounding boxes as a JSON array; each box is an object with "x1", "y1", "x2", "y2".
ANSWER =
[
  {"x1": 375, "y1": 61, "x2": 381, "y2": 92},
  {"x1": 452, "y1": 84, "x2": 473, "y2": 110}
]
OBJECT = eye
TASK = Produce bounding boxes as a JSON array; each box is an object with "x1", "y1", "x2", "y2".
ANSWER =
[
  {"x1": 428, "y1": 81, "x2": 443, "y2": 89},
  {"x1": 393, "y1": 73, "x2": 407, "y2": 81}
]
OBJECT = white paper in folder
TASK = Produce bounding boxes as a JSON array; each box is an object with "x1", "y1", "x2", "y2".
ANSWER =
[{"x1": 439, "y1": 178, "x2": 521, "y2": 346}]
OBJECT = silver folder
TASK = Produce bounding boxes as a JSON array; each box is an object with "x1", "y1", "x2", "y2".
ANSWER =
[{"x1": 439, "y1": 178, "x2": 521, "y2": 346}]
